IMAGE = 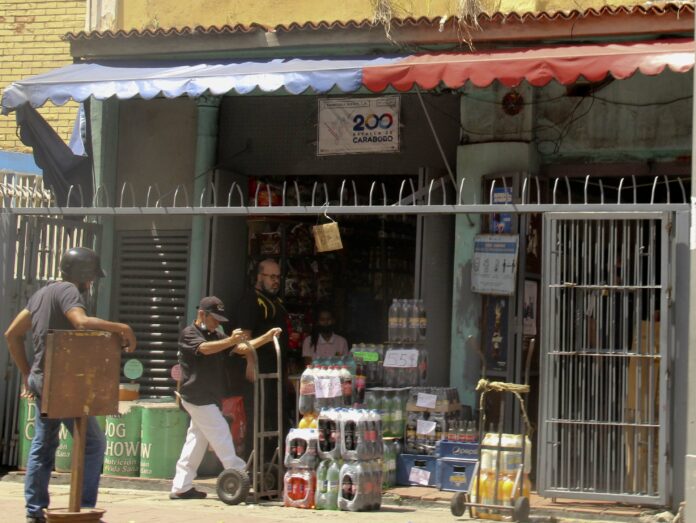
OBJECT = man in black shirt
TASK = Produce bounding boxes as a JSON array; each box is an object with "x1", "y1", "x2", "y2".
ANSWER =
[
  {"x1": 4, "y1": 247, "x2": 137, "y2": 523},
  {"x1": 170, "y1": 296, "x2": 281, "y2": 500},
  {"x1": 235, "y1": 260, "x2": 289, "y2": 461}
]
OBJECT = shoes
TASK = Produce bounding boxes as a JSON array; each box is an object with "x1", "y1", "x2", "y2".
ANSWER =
[
  {"x1": 169, "y1": 488, "x2": 207, "y2": 500},
  {"x1": 26, "y1": 517, "x2": 46, "y2": 523}
]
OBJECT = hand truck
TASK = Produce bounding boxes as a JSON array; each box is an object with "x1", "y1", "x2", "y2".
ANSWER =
[
  {"x1": 217, "y1": 335, "x2": 283, "y2": 505},
  {"x1": 450, "y1": 337, "x2": 536, "y2": 522}
]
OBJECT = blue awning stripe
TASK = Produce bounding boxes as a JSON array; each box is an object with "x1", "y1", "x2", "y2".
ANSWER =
[{"x1": 1, "y1": 56, "x2": 403, "y2": 113}]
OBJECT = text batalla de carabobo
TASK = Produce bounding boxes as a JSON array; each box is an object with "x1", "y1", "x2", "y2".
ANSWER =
[{"x1": 352, "y1": 135, "x2": 395, "y2": 143}]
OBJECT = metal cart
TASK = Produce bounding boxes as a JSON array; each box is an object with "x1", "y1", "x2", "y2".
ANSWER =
[
  {"x1": 217, "y1": 335, "x2": 284, "y2": 504},
  {"x1": 451, "y1": 337, "x2": 535, "y2": 522}
]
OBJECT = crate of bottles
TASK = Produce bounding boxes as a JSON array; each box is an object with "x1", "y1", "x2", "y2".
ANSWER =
[
  {"x1": 437, "y1": 457, "x2": 477, "y2": 492},
  {"x1": 436, "y1": 440, "x2": 479, "y2": 460},
  {"x1": 396, "y1": 453, "x2": 439, "y2": 487},
  {"x1": 405, "y1": 387, "x2": 460, "y2": 413}
]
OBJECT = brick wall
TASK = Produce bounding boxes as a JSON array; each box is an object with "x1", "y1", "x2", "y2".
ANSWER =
[{"x1": 0, "y1": 0, "x2": 85, "y2": 153}]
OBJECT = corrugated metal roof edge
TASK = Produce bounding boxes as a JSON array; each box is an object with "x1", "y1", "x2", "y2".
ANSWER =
[{"x1": 65, "y1": 3, "x2": 695, "y2": 41}]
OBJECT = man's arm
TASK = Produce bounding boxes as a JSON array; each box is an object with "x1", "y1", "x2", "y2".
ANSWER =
[
  {"x1": 4, "y1": 309, "x2": 32, "y2": 389},
  {"x1": 65, "y1": 307, "x2": 137, "y2": 352},
  {"x1": 197, "y1": 328, "x2": 247, "y2": 356}
]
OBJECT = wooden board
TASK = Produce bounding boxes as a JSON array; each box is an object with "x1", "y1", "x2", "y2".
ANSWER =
[{"x1": 42, "y1": 330, "x2": 121, "y2": 418}]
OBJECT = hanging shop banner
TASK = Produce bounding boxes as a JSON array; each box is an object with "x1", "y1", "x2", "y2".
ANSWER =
[
  {"x1": 471, "y1": 234, "x2": 519, "y2": 295},
  {"x1": 485, "y1": 296, "x2": 509, "y2": 373},
  {"x1": 317, "y1": 96, "x2": 400, "y2": 156}
]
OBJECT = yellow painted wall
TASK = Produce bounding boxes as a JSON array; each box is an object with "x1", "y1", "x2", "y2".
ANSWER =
[
  {"x1": 120, "y1": 0, "x2": 631, "y2": 31},
  {"x1": 0, "y1": 0, "x2": 85, "y2": 153}
]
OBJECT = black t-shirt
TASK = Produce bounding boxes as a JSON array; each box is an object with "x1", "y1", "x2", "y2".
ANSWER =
[
  {"x1": 178, "y1": 322, "x2": 241, "y2": 406},
  {"x1": 25, "y1": 281, "x2": 85, "y2": 396},
  {"x1": 235, "y1": 288, "x2": 288, "y2": 374}
]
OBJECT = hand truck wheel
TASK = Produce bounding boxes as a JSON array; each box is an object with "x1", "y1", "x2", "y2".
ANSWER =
[
  {"x1": 216, "y1": 468, "x2": 250, "y2": 505},
  {"x1": 450, "y1": 492, "x2": 467, "y2": 517},
  {"x1": 513, "y1": 496, "x2": 530, "y2": 522}
]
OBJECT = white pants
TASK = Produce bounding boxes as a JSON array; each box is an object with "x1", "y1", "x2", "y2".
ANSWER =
[{"x1": 171, "y1": 399, "x2": 247, "y2": 494}]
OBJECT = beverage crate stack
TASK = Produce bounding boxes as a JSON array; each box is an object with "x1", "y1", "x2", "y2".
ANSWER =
[
  {"x1": 289, "y1": 365, "x2": 384, "y2": 512},
  {"x1": 397, "y1": 387, "x2": 473, "y2": 488}
]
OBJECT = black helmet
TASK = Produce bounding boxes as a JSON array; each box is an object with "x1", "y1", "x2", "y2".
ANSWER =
[{"x1": 60, "y1": 247, "x2": 106, "y2": 283}]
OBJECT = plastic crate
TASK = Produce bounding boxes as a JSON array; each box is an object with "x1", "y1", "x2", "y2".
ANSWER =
[
  {"x1": 437, "y1": 457, "x2": 477, "y2": 492},
  {"x1": 396, "y1": 453, "x2": 439, "y2": 487},
  {"x1": 436, "y1": 440, "x2": 479, "y2": 460}
]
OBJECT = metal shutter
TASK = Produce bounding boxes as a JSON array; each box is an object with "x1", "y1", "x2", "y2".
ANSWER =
[{"x1": 114, "y1": 231, "x2": 190, "y2": 398}]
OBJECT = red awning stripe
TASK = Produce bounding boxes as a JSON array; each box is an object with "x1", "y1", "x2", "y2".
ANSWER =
[{"x1": 362, "y1": 39, "x2": 695, "y2": 91}]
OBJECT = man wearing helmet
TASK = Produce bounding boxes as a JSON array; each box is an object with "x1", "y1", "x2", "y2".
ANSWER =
[{"x1": 4, "y1": 246, "x2": 137, "y2": 523}]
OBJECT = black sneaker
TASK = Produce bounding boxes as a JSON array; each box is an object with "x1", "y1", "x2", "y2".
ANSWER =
[
  {"x1": 26, "y1": 517, "x2": 46, "y2": 523},
  {"x1": 169, "y1": 488, "x2": 207, "y2": 500}
]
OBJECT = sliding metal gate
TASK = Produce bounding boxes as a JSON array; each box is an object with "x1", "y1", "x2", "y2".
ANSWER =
[
  {"x1": 538, "y1": 212, "x2": 671, "y2": 505},
  {"x1": 0, "y1": 214, "x2": 100, "y2": 466}
]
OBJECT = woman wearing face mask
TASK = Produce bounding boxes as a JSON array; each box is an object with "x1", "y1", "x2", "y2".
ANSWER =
[{"x1": 302, "y1": 305, "x2": 349, "y2": 365}]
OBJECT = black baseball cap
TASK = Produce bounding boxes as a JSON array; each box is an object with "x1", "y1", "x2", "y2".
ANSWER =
[{"x1": 198, "y1": 296, "x2": 229, "y2": 322}]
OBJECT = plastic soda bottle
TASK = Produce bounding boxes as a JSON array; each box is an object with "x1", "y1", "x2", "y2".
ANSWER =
[
  {"x1": 327, "y1": 458, "x2": 341, "y2": 510},
  {"x1": 388, "y1": 299, "x2": 399, "y2": 342},
  {"x1": 298, "y1": 365, "x2": 316, "y2": 415},
  {"x1": 315, "y1": 459, "x2": 330, "y2": 509}
]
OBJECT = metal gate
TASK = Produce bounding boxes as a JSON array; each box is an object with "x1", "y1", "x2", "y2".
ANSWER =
[
  {"x1": 0, "y1": 213, "x2": 100, "y2": 466},
  {"x1": 538, "y1": 212, "x2": 672, "y2": 505}
]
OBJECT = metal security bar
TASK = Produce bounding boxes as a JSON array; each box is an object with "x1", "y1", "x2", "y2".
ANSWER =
[
  {"x1": 0, "y1": 174, "x2": 690, "y2": 216},
  {"x1": 538, "y1": 212, "x2": 671, "y2": 505}
]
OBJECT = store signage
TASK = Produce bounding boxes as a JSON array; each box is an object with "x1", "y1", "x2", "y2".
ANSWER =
[
  {"x1": 383, "y1": 348, "x2": 419, "y2": 368},
  {"x1": 416, "y1": 392, "x2": 437, "y2": 409},
  {"x1": 471, "y1": 234, "x2": 519, "y2": 295},
  {"x1": 315, "y1": 377, "x2": 342, "y2": 399},
  {"x1": 409, "y1": 467, "x2": 431, "y2": 485},
  {"x1": 317, "y1": 95, "x2": 400, "y2": 155},
  {"x1": 416, "y1": 419, "x2": 437, "y2": 435}
]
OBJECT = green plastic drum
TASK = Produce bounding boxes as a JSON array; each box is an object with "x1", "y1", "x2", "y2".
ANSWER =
[
  {"x1": 103, "y1": 402, "x2": 142, "y2": 476},
  {"x1": 17, "y1": 396, "x2": 38, "y2": 470},
  {"x1": 139, "y1": 402, "x2": 189, "y2": 479},
  {"x1": 55, "y1": 416, "x2": 106, "y2": 473}
]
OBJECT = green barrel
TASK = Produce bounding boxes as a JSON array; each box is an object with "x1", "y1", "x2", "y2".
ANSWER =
[
  {"x1": 103, "y1": 402, "x2": 142, "y2": 476},
  {"x1": 17, "y1": 396, "x2": 39, "y2": 470},
  {"x1": 54, "y1": 422, "x2": 73, "y2": 472},
  {"x1": 55, "y1": 416, "x2": 106, "y2": 473},
  {"x1": 139, "y1": 402, "x2": 189, "y2": 479}
]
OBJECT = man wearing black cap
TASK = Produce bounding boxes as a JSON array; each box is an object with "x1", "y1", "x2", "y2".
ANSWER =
[{"x1": 170, "y1": 296, "x2": 281, "y2": 500}]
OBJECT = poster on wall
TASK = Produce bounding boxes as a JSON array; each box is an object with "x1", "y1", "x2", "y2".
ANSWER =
[
  {"x1": 490, "y1": 186, "x2": 513, "y2": 234},
  {"x1": 523, "y1": 280, "x2": 538, "y2": 336},
  {"x1": 471, "y1": 234, "x2": 519, "y2": 295},
  {"x1": 317, "y1": 96, "x2": 400, "y2": 156},
  {"x1": 484, "y1": 296, "x2": 509, "y2": 373}
]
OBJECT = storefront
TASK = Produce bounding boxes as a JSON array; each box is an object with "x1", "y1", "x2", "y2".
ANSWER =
[{"x1": 1, "y1": 27, "x2": 694, "y2": 509}]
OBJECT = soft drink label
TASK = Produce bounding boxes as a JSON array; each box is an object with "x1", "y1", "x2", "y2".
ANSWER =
[{"x1": 353, "y1": 351, "x2": 379, "y2": 362}]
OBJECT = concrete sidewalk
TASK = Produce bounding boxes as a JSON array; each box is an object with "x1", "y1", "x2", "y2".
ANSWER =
[{"x1": 0, "y1": 471, "x2": 662, "y2": 522}]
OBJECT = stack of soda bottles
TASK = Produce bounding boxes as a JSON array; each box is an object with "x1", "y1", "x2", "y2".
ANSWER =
[
  {"x1": 283, "y1": 428, "x2": 319, "y2": 509},
  {"x1": 350, "y1": 344, "x2": 384, "y2": 389},
  {"x1": 364, "y1": 387, "x2": 408, "y2": 489},
  {"x1": 404, "y1": 388, "x2": 461, "y2": 456},
  {"x1": 314, "y1": 408, "x2": 384, "y2": 511}
]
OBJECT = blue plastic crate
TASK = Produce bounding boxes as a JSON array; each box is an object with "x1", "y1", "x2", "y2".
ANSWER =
[
  {"x1": 436, "y1": 440, "x2": 479, "y2": 460},
  {"x1": 437, "y1": 457, "x2": 477, "y2": 492},
  {"x1": 396, "y1": 453, "x2": 439, "y2": 487}
]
